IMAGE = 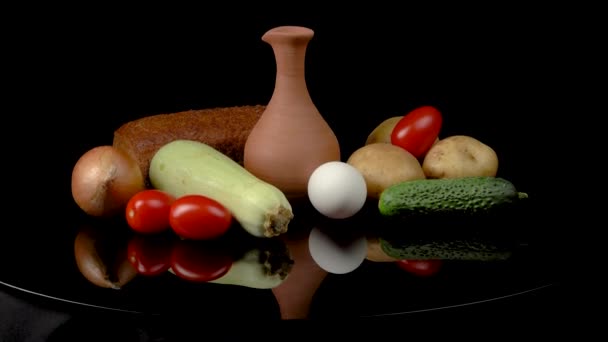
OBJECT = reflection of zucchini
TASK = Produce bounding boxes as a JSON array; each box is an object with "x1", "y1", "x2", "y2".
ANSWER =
[
  {"x1": 379, "y1": 236, "x2": 513, "y2": 261},
  {"x1": 210, "y1": 248, "x2": 292, "y2": 289},
  {"x1": 169, "y1": 238, "x2": 294, "y2": 289}
]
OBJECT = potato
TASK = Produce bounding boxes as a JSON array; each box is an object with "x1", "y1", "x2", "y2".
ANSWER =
[
  {"x1": 422, "y1": 135, "x2": 499, "y2": 179},
  {"x1": 365, "y1": 116, "x2": 402, "y2": 145},
  {"x1": 347, "y1": 143, "x2": 426, "y2": 199}
]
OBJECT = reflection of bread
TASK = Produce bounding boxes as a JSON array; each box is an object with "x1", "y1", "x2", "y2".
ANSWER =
[{"x1": 113, "y1": 105, "x2": 265, "y2": 183}]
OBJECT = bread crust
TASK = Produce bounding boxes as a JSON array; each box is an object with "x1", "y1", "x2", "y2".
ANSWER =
[{"x1": 113, "y1": 105, "x2": 265, "y2": 183}]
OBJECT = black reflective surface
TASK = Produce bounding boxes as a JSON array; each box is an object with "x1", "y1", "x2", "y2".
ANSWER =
[
  {"x1": 2, "y1": 11, "x2": 569, "y2": 321},
  {"x1": 0, "y1": 189, "x2": 560, "y2": 319}
]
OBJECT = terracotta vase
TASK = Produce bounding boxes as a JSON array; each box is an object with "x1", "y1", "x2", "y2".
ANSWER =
[{"x1": 244, "y1": 26, "x2": 341, "y2": 200}]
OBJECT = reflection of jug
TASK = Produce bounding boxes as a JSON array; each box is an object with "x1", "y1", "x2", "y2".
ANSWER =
[
  {"x1": 244, "y1": 26, "x2": 341, "y2": 200},
  {"x1": 272, "y1": 227, "x2": 328, "y2": 319}
]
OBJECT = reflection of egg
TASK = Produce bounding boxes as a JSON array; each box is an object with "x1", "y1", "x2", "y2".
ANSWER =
[
  {"x1": 307, "y1": 161, "x2": 367, "y2": 219},
  {"x1": 308, "y1": 227, "x2": 367, "y2": 274}
]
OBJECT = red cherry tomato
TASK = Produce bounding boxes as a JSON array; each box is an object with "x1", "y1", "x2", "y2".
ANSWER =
[
  {"x1": 169, "y1": 195, "x2": 232, "y2": 240},
  {"x1": 170, "y1": 240, "x2": 232, "y2": 282},
  {"x1": 396, "y1": 259, "x2": 443, "y2": 277},
  {"x1": 127, "y1": 234, "x2": 173, "y2": 276},
  {"x1": 125, "y1": 190, "x2": 175, "y2": 234},
  {"x1": 391, "y1": 105, "x2": 443, "y2": 159}
]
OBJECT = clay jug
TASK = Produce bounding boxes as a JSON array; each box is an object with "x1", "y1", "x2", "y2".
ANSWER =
[{"x1": 244, "y1": 26, "x2": 341, "y2": 199}]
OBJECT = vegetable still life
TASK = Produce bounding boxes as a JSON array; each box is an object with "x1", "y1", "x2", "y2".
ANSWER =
[{"x1": 68, "y1": 24, "x2": 535, "y2": 319}]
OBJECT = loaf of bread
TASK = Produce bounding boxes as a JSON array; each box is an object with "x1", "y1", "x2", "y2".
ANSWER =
[{"x1": 113, "y1": 105, "x2": 265, "y2": 183}]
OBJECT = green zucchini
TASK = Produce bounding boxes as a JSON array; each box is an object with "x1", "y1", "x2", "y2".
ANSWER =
[
  {"x1": 149, "y1": 140, "x2": 293, "y2": 238},
  {"x1": 378, "y1": 176, "x2": 528, "y2": 217}
]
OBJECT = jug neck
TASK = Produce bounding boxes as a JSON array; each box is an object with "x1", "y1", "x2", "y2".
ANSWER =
[{"x1": 263, "y1": 26, "x2": 315, "y2": 102}]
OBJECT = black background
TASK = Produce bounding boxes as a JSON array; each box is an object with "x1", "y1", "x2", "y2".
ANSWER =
[
  {"x1": 5, "y1": 5, "x2": 596, "y2": 213},
  {"x1": 5, "y1": 6, "x2": 595, "y2": 200},
  {"x1": 2, "y1": 4, "x2": 595, "y2": 339}
]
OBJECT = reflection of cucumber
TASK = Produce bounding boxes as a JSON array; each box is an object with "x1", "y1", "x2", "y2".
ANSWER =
[{"x1": 379, "y1": 237, "x2": 513, "y2": 261}]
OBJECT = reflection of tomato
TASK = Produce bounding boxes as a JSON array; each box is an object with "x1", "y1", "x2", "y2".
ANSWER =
[
  {"x1": 127, "y1": 234, "x2": 173, "y2": 276},
  {"x1": 169, "y1": 195, "x2": 232, "y2": 240},
  {"x1": 396, "y1": 259, "x2": 443, "y2": 277},
  {"x1": 170, "y1": 240, "x2": 232, "y2": 282},
  {"x1": 125, "y1": 190, "x2": 175, "y2": 234},
  {"x1": 391, "y1": 105, "x2": 443, "y2": 159}
]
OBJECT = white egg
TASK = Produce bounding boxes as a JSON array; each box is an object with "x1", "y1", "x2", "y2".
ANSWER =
[
  {"x1": 307, "y1": 161, "x2": 367, "y2": 219},
  {"x1": 308, "y1": 227, "x2": 367, "y2": 274}
]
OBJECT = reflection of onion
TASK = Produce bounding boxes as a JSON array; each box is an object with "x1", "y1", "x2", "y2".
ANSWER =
[
  {"x1": 71, "y1": 146, "x2": 145, "y2": 217},
  {"x1": 74, "y1": 226, "x2": 137, "y2": 289}
]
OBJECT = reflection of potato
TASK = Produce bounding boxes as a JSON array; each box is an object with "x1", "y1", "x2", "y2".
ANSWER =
[
  {"x1": 366, "y1": 236, "x2": 398, "y2": 262},
  {"x1": 422, "y1": 135, "x2": 499, "y2": 179},
  {"x1": 347, "y1": 143, "x2": 426, "y2": 199}
]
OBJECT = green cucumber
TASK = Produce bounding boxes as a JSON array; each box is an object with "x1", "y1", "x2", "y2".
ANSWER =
[
  {"x1": 378, "y1": 176, "x2": 528, "y2": 217},
  {"x1": 379, "y1": 236, "x2": 513, "y2": 261}
]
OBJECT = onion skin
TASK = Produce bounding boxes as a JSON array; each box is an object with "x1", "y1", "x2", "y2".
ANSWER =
[{"x1": 71, "y1": 146, "x2": 146, "y2": 217}]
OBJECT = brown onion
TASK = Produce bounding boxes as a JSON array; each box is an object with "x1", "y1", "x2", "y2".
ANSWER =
[{"x1": 71, "y1": 145, "x2": 145, "y2": 217}]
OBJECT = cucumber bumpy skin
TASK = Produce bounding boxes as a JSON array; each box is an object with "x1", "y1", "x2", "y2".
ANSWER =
[{"x1": 378, "y1": 176, "x2": 528, "y2": 217}]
